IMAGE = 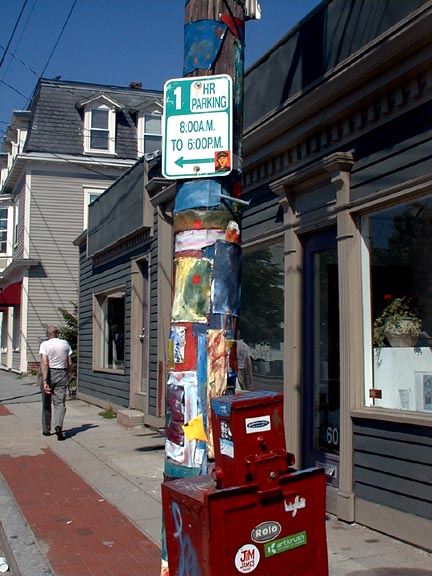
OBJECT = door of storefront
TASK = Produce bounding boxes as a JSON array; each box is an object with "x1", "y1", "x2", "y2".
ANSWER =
[
  {"x1": 303, "y1": 229, "x2": 340, "y2": 488},
  {"x1": 130, "y1": 256, "x2": 150, "y2": 412}
]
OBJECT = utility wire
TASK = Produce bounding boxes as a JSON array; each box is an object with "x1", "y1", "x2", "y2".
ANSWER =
[
  {"x1": 0, "y1": 0, "x2": 38, "y2": 81},
  {"x1": 0, "y1": 43, "x2": 39, "y2": 80},
  {"x1": 0, "y1": 0, "x2": 30, "y2": 72},
  {"x1": 35, "y1": 0, "x2": 78, "y2": 93},
  {"x1": 0, "y1": 79, "x2": 28, "y2": 100}
]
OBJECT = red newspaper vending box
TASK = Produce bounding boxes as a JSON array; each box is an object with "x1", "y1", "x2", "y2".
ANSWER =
[
  {"x1": 162, "y1": 391, "x2": 329, "y2": 575},
  {"x1": 162, "y1": 467, "x2": 328, "y2": 576},
  {"x1": 211, "y1": 391, "x2": 294, "y2": 489}
]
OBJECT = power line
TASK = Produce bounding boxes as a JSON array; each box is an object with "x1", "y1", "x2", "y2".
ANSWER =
[
  {"x1": 36, "y1": 0, "x2": 78, "y2": 92},
  {"x1": 0, "y1": 0, "x2": 30, "y2": 72},
  {"x1": 49, "y1": 152, "x2": 122, "y2": 180},
  {"x1": 0, "y1": 0, "x2": 38, "y2": 81},
  {"x1": 0, "y1": 43, "x2": 39, "y2": 80},
  {"x1": 0, "y1": 79, "x2": 28, "y2": 100}
]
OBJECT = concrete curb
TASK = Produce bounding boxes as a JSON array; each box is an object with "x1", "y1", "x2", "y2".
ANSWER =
[{"x1": 0, "y1": 472, "x2": 53, "y2": 576}]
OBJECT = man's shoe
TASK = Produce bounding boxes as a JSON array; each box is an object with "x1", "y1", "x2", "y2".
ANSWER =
[
  {"x1": 55, "y1": 426, "x2": 65, "y2": 441},
  {"x1": 42, "y1": 432, "x2": 50, "y2": 436}
]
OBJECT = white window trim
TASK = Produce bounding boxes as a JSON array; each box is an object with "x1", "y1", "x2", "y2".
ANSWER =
[
  {"x1": 84, "y1": 103, "x2": 116, "y2": 155},
  {"x1": 13, "y1": 202, "x2": 18, "y2": 248},
  {"x1": 93, "y1": 287, "x2": 126, "y2": 374},
  {"x1": 137, "y1": 108, "x2": 162, "y2": 157},
  {"x1": 83, "y1": 186, "x2": 105, "y2": 230},
  {"x1": 0, "y1": 205, "x2": 11, "y2": 256}
]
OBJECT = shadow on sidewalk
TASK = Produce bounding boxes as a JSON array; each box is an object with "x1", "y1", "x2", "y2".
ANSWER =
[
  {"x1": 135, "y1": 445, "x2": 165, "y2": 452},
  {"x1": 65, "y1": 423, "x2": 99, "y2": 438},
  {"x1": 1, "y1": 391, "x2": 40, "y2": 402}
]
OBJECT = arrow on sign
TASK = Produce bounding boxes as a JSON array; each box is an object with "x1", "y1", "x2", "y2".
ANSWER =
[{"x1": 175, "y1": 156, "x2": 215, "y2": 168}]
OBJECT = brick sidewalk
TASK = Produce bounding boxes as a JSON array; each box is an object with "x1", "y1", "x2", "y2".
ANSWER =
[{"x1": 0, "y1": 448, "x2": 161, "y2": 576}]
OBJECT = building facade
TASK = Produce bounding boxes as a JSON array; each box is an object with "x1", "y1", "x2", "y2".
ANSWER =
[
  {"x1": 75, "y1": 155, "x2": 173, "y2": 428},
  {"x1": 241, "y1": 0, "x2": 432, "y2": 551},
  {"x1": 0, "y1": 78, "x2": 162, "y2": 373}
]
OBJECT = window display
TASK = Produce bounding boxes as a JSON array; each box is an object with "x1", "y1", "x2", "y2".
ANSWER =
[{"x1": 365, "y1": 196, "x2": 432, "y2": 412}]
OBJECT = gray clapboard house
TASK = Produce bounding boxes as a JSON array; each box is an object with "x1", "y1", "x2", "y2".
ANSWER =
[{"x1": 0, "y1": 78, "x2": 162, "y2": 374}]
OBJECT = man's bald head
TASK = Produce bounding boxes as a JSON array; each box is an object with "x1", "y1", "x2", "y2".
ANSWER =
[{"x1": 46, "y1": 326, "x2": 59, "y2": 338}]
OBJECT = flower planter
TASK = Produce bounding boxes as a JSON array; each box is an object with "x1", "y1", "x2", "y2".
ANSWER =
[{"x1": 384, "y1": 317, "x2": 421, "y2": 348}]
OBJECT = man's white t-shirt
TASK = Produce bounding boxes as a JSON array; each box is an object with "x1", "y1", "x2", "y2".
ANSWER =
[
  {"x1": 39, "y1": 338, "x2": 72, "y2": 369},
  {"x1": 237, "y1": 339, "x2": 251, "y2": 369}
]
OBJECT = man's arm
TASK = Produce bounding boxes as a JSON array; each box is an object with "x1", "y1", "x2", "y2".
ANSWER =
[
  {"x1": 247, "y1": 355, "x2": 254, "y2": 390},
  {"x1": 41, "y1": 353, "x2": 51, "y2": 394},
  {"x1": 67, "y1": 354, "x2": 72, "y2": 379}
]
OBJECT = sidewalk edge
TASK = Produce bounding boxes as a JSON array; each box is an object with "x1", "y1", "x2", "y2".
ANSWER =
[{"x1": 0, "y1": 471, "x2": 54, "y2": 576}]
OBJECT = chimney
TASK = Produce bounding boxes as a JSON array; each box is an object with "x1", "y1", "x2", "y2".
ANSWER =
[{"x1": 129, "y1": 81, "x2": 142, "y2": 89}]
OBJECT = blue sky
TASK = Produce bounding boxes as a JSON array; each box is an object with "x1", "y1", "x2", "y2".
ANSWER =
[{"x1": 0, "y1": 0, "x2": 322, "y2": 139}]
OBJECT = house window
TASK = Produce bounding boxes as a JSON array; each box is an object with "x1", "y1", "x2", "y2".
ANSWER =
[
  {"x1": 0, "y1": 209, "x2": 7, "y2": 253},
  {"x1": 84, "y1": 104, "x2": 116, "y2": 154},
  {"x1": 240, "y1": 241, "x2": 285, "y2": 392},
  {"x1": 13, "y1": 203, "x2": 18, "y2": 248},
  {"x1": 83, "y1": 187, "x2": 104, "y2": 229},
  {"x1": 137, "y1": 112, "x2": 161, "y2": 157},
  {"x1": 363, "y1": 195, "x2": 432, "y2": 413},
  {"x1": 94, "y1": 289, "x2": 125, "y2": 371}
]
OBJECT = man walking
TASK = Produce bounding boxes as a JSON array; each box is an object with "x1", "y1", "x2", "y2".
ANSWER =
[
  {"x1": 40, "y1": 325, "x2": 72, "y2": 440},
  {"x1": 236, "y1": 335, "x2": 254, "y2": 391}
]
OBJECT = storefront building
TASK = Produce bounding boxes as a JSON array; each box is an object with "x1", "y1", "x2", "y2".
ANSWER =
[{"x1": 240, "y1": 0, "x2": 432, "y2": 550}]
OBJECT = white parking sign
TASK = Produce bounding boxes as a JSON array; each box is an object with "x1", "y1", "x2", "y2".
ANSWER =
[{"x1": 162, "y1": 75, "x2": 232, "y2": 179}]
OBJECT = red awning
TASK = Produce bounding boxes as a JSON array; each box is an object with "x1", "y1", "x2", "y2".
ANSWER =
[{"x1": 0, "y1": 282, "x2": 22, "y2": 306}]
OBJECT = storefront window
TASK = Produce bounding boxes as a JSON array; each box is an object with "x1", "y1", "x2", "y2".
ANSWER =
[
  {"x1": 240, "y1": 241, "x2": 284, "y2": 392},
  {"x1": 94, "y1": 289, "x2": 125, "y2": 371},
  {"x1": 365, "y1": 196, "x2": 432, "y2": 413}
]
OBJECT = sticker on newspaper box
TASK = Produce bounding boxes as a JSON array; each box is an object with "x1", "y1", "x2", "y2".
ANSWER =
[
  {"x1": 251, "y1": 520, "x2": 281, "y2": 543},
  {"x1": 264, "y1": 531, "x2": 307, "y2": 557},
  {"x1": 219, "y1": 420, "x2": 234, "y2": 458},
  {"x1": 245, "y1": 415, "x2": 271, "y2": 434},
  {"x1": 220, "y1": 438, "x2": 234, "y2": 458},
  {"x1": 235, "y1": 544, "x2": 260, "y2": 573}
]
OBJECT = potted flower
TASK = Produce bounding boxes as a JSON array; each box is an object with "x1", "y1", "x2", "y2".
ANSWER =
[{"x1": 373, "y1": 294, "x2": 422, "y2": 347}]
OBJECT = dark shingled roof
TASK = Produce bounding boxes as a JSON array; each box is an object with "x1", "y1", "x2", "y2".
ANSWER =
[{"x1": 24, "y1": 78, "x2": 162, "y2": 159}]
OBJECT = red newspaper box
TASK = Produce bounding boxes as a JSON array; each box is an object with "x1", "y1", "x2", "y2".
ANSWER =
[
  {"x1": 211, "y1": 391, "x2": 294, "y2": 488},
  {"x1": 162, "y1": 467, "x2": 328, "y2": 576}
]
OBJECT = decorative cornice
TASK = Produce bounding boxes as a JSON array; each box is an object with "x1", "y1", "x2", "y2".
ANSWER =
[
  {"x1": 245, "y1": 65, "x2": 431, "y2": 193},
  {"x1": 270, "y1": 151, "x2": 354, "y2": 197},
  {"x1": 92, "y1": 229, "x2": 150, "y2": 266}
]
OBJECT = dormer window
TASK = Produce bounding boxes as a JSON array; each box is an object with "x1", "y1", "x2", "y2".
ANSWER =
[
  {"x1": 142, "y1": 113, "x2": 162, "y2": 155},
  {"x1": 136, "y1": 100, "x2": 163, "y2": 157},
  {"x1": 89, "y1": 106, "x2": 111, "y2": 151},
  {"x1": 85, "y1": 104, "x2": 115, "y2": 154},
  {"x1": 78, "y1": 94, "x2": 123, "y2": 156}
]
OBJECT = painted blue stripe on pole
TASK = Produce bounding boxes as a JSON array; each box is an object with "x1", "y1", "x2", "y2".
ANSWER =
[
  {"x1": 174, "y1": 179, "x2": 223, "y2": 212},
  {"x1": 183, "y1": 20, "x2": 227, "y2": 75},
  {"x1": 212, "y1": 241, "x2": 241, "y2": 315}
]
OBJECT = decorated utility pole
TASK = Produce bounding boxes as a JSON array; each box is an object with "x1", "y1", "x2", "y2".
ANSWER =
[{"x1": 161, "y1": 1, "x2": 260, "y2": 574}]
